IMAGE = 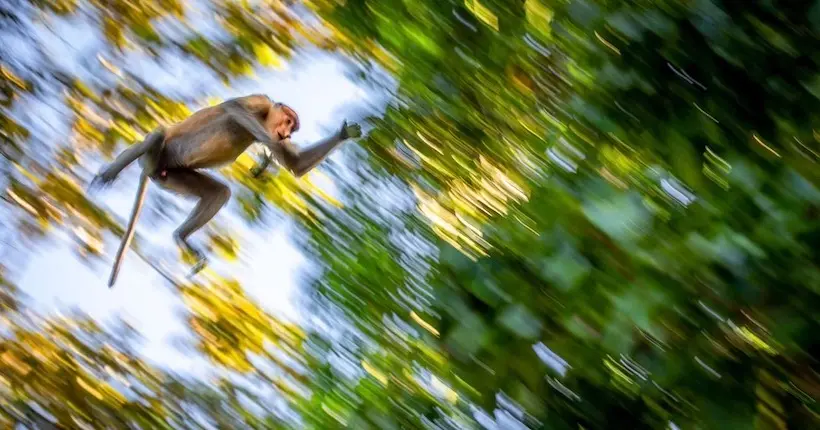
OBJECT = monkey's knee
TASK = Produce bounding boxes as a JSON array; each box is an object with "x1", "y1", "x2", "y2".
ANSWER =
[
  {"x1": 214, "y1": 186, "x2": 231, "y2": 207},
  {"x1": 201, "y1": 185, "x2": 231, "y2": 213},
  {"x1": 137, "y1": 128, "x2": 168, "y2": 175},
  {"x1": 173, "y1": 185, "x2": 230, "y2": 239}
]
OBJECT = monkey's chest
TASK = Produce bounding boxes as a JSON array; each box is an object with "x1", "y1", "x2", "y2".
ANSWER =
[
  {"x1": 206, "y1": 138, "x2": 247, "y2": 165},
  {"x1": 171, "y1": 119, "x2": 254, "y2": 169}
]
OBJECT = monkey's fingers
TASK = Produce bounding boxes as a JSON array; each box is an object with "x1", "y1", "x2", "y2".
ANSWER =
[
  {"x1": 88, "y1": 174, "x2": 113, "y2": 193},
  {"x1": 341, "y1": 121, "x2": 362, "y2": 139}
]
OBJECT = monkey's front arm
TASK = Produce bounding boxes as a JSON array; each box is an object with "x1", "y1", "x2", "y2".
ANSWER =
[{"x1": 250, "y1": 120, "x2": 362, "y2": 178}]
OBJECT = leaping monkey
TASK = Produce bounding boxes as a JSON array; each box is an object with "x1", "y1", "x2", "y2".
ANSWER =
[{"x1": 91, "y1": 94, "x2": 362, "y2": 287}]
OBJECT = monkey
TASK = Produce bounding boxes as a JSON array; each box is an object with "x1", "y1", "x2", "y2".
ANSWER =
[{"x1": 90, "y1": 94, "x2": 362, "y2": 287}]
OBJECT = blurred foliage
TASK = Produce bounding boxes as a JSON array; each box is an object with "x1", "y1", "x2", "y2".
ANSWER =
[
  {"x1": 294, "y1": 0, "x2": 820, "y2": 428},
  {"x1": 0, "y1": 0, "x2": 818, "y2": 428},
  {"x1": 0, "y1": 265, "x2": 300, "y2": 428}
]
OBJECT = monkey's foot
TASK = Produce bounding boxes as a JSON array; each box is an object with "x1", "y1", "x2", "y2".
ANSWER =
[
  {"x1": 182, "y1": 247, "x2": 208, "y2": 278},
  {"x1": 187, "y1": 258, "x2": 208, "y2": 278},
  {"x1": 176, "y1": 244, "x2": 208, "y2": 278}
]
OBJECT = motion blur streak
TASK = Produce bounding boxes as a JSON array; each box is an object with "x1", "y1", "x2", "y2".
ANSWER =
[{"x1": 0, "y1": 0, "x2": 818, "y2": 428}]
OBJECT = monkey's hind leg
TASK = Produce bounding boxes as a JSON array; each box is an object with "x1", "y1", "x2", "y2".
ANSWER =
[
  {"x1": 91, "y1": 128, "x2": 166, "y2": 189},
  {"x1": 154, "y1": 169, "x2": 231, "y2": 274}
]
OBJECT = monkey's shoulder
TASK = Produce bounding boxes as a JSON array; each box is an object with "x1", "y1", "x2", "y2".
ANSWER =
[{"x1": 229, "y1": 94, "x2": 273, "y2": 115}]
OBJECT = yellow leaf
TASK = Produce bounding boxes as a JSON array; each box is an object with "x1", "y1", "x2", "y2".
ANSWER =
[
  {"x1": 465, "y1": 0, "x2": 498, "y2": 31},
  {"x1": 0, "y1": 65, "x2": 26, "y2": 89},
  {"x1": 737, "y1": 326, "x2": 777, "y2": 355},
  {"x1": 111, "y1": 120, "x2": 141, "y2": 142},
  {"x1": 525, "y1": 0, "x2": 554, "y2": 28},
  {"x1": 362, "y1": 360, "x2": 389, "y2": 386},
  {"x1": 410, "y1": 311, "x2": 439, "y2": 337},
  {"x1": 253, "y1": 43, "x2": 281, "y2": 68},
  {"x1": 76, "y1": 376, "x2": 104, "y2": 400},
  {"x1": 1, "y1": 351, "x2": 31, "y2": 375}
]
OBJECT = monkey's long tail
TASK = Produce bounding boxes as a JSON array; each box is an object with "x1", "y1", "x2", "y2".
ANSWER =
[{"x1": 108, "y1": 173, "x2": 149, "y2": 288}]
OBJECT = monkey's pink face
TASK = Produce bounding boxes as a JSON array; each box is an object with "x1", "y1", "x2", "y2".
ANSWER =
[{"x1": 268, "y1": 106, "x2": 299, "y2": 143}]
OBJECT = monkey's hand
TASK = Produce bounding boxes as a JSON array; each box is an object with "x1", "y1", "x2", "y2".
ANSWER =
[
  {"x1": 339, "y1": 120, "x2": 362, "y2": 140},
  {"x1": 250, "y1": 164, "x2": 278, "y2": 179},
  {"x1": 250, "y1": 150, "x2": 277, "y2": 178},
  {"x1": 250, "y1": 157, "x2": 267, "y2": 177},
  {"x1": 88, "y1": 167, "x2": 118, "y2": 191}
]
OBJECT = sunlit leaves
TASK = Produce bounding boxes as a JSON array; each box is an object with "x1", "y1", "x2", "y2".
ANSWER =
[
  {"x1": 88, "y1": 0, "x2": 185, "y2": 49},
  {"x1": 253, "y1": 42, "x2": 283, "y2": 68},
  {"x1": 525, "y1": 0, "x2": 554, "y2": 35},
  {"x1": 0, "y1": 309, "x2": 168, "y2": 426},
  {"x1": 31, "y1": 0, "x2": 79, "y2": 15},
  {"x1": 180, "y1": 276, "x2": 306, "y2": 377},
  {"x1": 464, "y1": 0, "x2": 498, "y2": 31},
  {"x1": 0, "y1": 282, "x2": 302, "y2": 428}
]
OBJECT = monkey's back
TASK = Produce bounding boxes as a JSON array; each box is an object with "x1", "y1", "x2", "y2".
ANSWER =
[
  {"x1": 162, "y1": 103, "x2": 257, "y2": 169},
  {"x1": 164, "y1": 105, "x2": 223, "y2": 140}
]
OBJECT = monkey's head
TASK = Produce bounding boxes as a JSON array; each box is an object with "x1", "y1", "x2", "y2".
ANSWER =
[{"x1": 268, "y1": 103, "x2": 300, "y2": 142}]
